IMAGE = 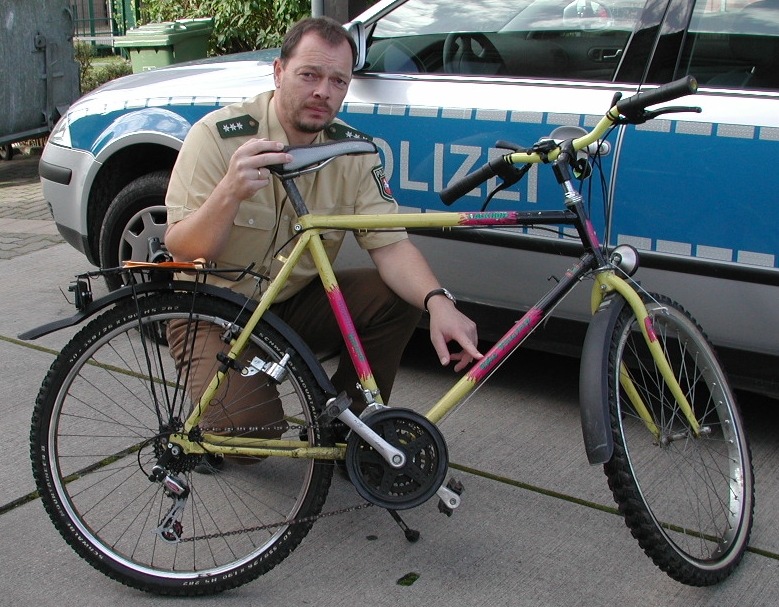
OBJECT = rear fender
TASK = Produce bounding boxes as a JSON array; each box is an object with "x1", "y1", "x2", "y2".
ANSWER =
[
  {"x1": 18, "y1": 279, "x2": 336, "y2": 397},
  {"x1": 579, "y1": 292, "x2": 627, "y2": 465}
]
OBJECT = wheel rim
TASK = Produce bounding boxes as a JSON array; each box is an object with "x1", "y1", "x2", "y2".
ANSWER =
[
  {"x1": 43, "y1": 305, "x2": 321, "y2": 580},
  {"x1": 117, "y1": 204, "x2": 168, "y2": 264}
]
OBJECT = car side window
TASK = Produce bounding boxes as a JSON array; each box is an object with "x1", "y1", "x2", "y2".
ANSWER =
[
  {"x1": 363, "y1": 0, "x2": 645, "y2": 81},
  {"x1": 680, "y1": 0, "x2": 779, "y2": 90}
]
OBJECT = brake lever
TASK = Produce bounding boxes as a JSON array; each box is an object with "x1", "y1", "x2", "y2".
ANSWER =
[
  {"x1": 644, "y1": 105, "x2": 702, "y2": 120},
  {"x1": 495, "y1": 139, "x2": 527, "y2": 153},
  {"x1": 617, "y1": 105, "x2": 702, "y2": 125}
]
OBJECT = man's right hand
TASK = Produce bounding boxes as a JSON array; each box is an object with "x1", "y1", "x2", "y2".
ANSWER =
[
  {"x1": 165, "y1": 138, "x2": 291, "y2": 262},
  {"x1": 222, "y1": 138, "x2": 292, "y2": 203}
]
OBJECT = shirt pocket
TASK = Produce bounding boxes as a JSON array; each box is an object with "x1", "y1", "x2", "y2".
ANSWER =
[{"x1": 233, "y1": 201, "x2": 277, "y2": 230}]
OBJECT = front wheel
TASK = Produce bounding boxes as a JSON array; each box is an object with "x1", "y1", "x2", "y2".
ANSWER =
[
  {"x1": 98, "y1": 171, "x2": 169, "y2": 290},
  {"x1": 0, "y1": 143, "x2": 15, "y2": 160},
  {"x1": 30, "y1": 291, "x2": 334, "y2": 595},
  {"x1": 604, "y1": 294, "x2": 753, "y2": 585}
]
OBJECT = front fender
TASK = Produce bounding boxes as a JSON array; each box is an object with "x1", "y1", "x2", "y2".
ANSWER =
[
  {"x1": 89, "y1": 108, "x2": 190, "y2": 158},
  {"x1": 579, "y1": 292, "x2": 627, "y2": 465},
  {"x1": 19, "y1": 279, "x2": 336, "y2": 397}
]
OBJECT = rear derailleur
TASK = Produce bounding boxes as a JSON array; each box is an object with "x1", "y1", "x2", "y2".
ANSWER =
[{"x1": 149, "y1": 441, "x2": 191, "y2": 543}]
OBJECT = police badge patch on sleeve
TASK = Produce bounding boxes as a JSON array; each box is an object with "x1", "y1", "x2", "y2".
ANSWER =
[{"x1": 372, "y1": 166, "x2": 394, "y2": 202}]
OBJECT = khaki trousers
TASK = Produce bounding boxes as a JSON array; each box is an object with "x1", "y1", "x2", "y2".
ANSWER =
[{"x1": 167, "y1": 268, "x2": 421, "y2": 437}]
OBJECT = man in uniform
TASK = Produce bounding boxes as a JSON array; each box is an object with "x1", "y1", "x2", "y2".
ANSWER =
[{"x1": 164, "y1": 17, "x2": 480, "y2": 443}]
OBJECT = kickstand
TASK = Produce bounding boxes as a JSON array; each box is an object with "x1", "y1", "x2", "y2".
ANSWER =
[{"x1": 387, "y1": 509, "x2": 420, "y2": 543}]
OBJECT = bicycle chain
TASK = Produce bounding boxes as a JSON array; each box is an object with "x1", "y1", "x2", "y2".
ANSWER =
[
  {"x1": 178, "y1": 421, "x2": 362, "y2": 543},
  {"x1": 180, "y1": 499, "x2": 373, "y2": 543},
  {"x1": 198, "y1": 421, "x2": 345, "y2": 436}
]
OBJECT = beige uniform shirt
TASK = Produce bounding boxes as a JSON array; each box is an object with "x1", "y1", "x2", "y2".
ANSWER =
[{"x1": 166, "y1": 90, "x2": 405, "y2": 301}]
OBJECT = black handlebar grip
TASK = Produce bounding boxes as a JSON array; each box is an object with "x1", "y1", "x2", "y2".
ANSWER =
[
  {"x1": 440, "y1": 159, "x2": 501, "y2": 205},
  {"x1": 616, "y1": 75, "x2": 698, "y2": 118}
]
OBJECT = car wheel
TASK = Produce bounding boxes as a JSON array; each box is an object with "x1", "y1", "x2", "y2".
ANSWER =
[
  {"x1": 99, "y1": 170, "x2": 170, "y2": 290},
  {"x1": 0, "y1": 144, "x2": 15, "y2": 161}
]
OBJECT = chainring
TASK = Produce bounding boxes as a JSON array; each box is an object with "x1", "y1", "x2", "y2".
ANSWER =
[{"x1": 345, "y1": 408, "x2": 448, "y2": 510}]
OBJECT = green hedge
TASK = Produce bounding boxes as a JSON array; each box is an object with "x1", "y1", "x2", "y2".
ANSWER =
[
  {"x1": 75, "y1": 42, "x2": 133, "y2": 93},
  {"x1": 137, "y1": 0, "x2": 311, "y2": 55}
]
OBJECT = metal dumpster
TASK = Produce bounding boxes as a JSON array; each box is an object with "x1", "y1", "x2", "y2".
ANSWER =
[
  {"x1": 0, "y1": 0, "x2": 80, "y2": 158},
  {"x1": 113, "y1": 18, "x2": 214, "y2": 73}
]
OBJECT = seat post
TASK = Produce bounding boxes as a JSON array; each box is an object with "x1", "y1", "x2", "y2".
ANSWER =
[{"x1": 281, "y1": 178, "x2": 310, "y2": 217}]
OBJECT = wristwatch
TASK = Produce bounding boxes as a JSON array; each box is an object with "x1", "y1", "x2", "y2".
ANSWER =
[{"x1": 423, "y1": 288, "x2": 456, "y2": 312}]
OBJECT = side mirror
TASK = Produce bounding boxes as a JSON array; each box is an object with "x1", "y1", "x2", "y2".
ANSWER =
[{"x1": 345, "y1": 21, "x2": 367, "y2": 71}]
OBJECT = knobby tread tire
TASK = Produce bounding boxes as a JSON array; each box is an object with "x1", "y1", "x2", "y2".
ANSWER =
[{"x1": 603, "y1": 294, "x2": 753, "y2": 586}]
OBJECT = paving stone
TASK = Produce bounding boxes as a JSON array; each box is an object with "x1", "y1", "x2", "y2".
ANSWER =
[{"x1": 0, "y1": 155, "x2": 63, "y2": 259}]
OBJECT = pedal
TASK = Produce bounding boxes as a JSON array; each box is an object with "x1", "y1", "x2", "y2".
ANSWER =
[
  {"x1": 320, "y1": 391, "x2": 352, "y2": 422},
  {"x1": 437, "y1": 477, "x2": 464, "y2": 517}
]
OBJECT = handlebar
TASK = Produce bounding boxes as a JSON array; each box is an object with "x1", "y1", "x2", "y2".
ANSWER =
[
  {"x1": 439, "y1": 76, "x2": 699, "y2": 206},
  {"x1": 616, "y1": 75, "x2": 698, "y2": 122},
  {"x1": 440, "y1": 158, "x2": 512, "y2": 205}
]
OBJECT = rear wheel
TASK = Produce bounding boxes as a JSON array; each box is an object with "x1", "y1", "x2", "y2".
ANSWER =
[
  {"x1": 604, "y1": 294, "x2": 753, "y2": 585},
  {"x1": 30, "y1": 292, "x2": 334, "y2": 595}
]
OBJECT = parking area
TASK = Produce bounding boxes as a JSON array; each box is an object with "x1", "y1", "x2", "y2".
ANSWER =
[
  {"x1": 1, "y1": 155, "x2": 778, "y2": 605},
  {"x1": 0, "y1": 154, "x2": 63, "y2": 260}
]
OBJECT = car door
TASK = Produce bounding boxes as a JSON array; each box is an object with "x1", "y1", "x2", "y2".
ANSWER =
[
  {"x1": 610, "y1": 0, "x2": 779, "y2": 365},
  {"x1": 340, "y1": 0, "x2": 778, "y2": 394},
  {"x1": 341, "y1": 0, "x2": 660, "y2": 321}
]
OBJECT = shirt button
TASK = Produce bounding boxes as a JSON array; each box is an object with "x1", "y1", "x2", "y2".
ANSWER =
[{"x1": 248, "y1": 218, "x2": 255, "y2": 225}]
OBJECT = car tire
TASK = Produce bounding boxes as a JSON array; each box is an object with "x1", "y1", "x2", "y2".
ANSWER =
[
  {"x1": 0, "y1": 144, "x2": 15, "y2": 161},
  {"x1": 99, "y1": 170, "x2": 170, "y2": 290}
]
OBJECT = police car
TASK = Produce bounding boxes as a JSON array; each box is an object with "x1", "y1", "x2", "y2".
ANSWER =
[{"x1": 39, "y1": 0, "x2": 779, "y2": 396}]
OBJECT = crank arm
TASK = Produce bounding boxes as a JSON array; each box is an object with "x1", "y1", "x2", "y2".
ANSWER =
[
  {"x1": 436, "y1": 482, "x2": 462, "y2": 511},
  {"x1": 337, "y1": 408, "x2": 406, "y2": 468}
]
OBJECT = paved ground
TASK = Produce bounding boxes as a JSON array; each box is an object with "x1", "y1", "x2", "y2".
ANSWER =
[
  {"x1": 1, "y1": 152, "x2": 778, "y2": 605},
  {"x1": 0, "y1": 153, "x2": 63, "y2": 259}
]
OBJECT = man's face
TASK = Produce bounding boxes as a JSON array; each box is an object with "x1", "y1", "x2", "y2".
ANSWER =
[{"x1": 273, "y1": 32, "x2": 353, "y2": 145}]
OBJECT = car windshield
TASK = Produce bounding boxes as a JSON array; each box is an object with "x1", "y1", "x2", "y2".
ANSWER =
[
  {"x1": 372, "y1": 0, "x2": 525, "y2": 36},
  {"x1": 365, "y1": 0, "x2": 645, "y2": 80}
]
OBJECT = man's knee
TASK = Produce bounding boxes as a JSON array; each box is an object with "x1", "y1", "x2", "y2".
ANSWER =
[{"x1": 338, "y1": 268, "x2": 421, "y2": 329}]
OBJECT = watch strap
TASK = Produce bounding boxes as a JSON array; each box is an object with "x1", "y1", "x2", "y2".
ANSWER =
[{"x1": 423, "y1": 288, "x2": 456, "y2": 312}]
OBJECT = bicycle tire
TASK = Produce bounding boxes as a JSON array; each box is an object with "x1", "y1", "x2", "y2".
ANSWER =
[
  {"x1": 603, "y1": 294, "x2": 754, "y2": 585},
  {"x1": 30, "y1": 291, "x2": 334, "y2": 595}
]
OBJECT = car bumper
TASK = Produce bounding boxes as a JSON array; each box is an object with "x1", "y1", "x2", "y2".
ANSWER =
[{"x1": 39, "y1": 143, "x2": 98, "y2": 258}]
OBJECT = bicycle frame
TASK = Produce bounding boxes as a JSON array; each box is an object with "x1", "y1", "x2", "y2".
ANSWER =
[{"x1": 172, "y1": 172, "x2": 697, "y2": 465}]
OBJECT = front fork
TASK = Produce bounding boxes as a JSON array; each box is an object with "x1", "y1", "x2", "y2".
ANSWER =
[{"x1": 591, "y1": 271, "x2": 701, "y2": 438}]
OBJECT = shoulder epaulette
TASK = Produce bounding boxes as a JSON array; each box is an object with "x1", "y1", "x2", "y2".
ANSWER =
[
  {"x1": 215, "y1": 115, "x2": 259, "y2": 138},
  {"x1": 326, "y1": 122, "x2": 373, "y2": 142}
]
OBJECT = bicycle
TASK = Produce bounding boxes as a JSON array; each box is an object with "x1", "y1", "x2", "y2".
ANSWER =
[{"x1": 26, "y1": 75, "x2": 753, "y2": 595}]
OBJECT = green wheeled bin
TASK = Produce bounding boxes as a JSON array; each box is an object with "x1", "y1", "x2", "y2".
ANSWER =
[{"x1": 113, "y1": 18, "x2": 214, "y2": 73}]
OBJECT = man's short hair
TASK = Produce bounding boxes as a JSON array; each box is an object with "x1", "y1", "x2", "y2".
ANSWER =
[{"x1": 279, "y1": 16, "x2": 358, "y2": 69}]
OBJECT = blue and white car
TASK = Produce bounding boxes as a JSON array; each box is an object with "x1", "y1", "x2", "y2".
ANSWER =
[{"x1": 39, "y1": 0, "x2": 779, "y2": 396}]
